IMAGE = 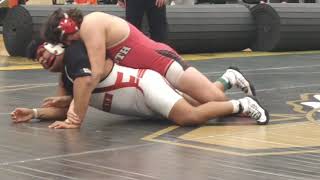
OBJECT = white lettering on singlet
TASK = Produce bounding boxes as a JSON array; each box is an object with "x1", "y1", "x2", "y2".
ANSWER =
[{"x1": 114, "y1": 46, "x2": 131, "y2": 63}]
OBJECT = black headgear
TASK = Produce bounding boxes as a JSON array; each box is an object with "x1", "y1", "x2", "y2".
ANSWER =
[{"x1": 25, "y1": 38, "x2": 44, "y2": 60}]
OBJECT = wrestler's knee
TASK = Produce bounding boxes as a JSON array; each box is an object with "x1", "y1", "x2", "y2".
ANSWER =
[
  {"x1": 180, "y1": 67, "x2": 227, "y2": 101},
  {"x1": 209, "y1": 85, "x2": 227, "y2": 101},
  {"x1": 168, "y1": 99, "x2": 203, "y2": 126}
]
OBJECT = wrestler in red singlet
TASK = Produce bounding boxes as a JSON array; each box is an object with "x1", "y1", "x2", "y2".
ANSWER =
[{"x1": 107, "y1": 23, "x2": 188, "y2": 76}]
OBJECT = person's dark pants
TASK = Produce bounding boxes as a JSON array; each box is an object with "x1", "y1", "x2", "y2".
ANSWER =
[{"x1": 126, "y1": 0, "x2": 168, "y2": 43}]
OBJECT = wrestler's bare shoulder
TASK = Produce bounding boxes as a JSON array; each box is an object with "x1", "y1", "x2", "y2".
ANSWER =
[
  {"x1": 84, "y1": 12, "x2": 120, "y2": 23},
  {"x1": 82, "y1": 12, "x2": 127, "y2": 30},
  {"x1": 81, "y1": 12, "x2": 129, "y2": 44}
]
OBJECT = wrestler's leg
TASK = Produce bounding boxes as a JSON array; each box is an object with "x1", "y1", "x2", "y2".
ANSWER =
[
  {"x1": 166, "y1": 62, "x2": 255, "y2": 103},
  {"x1": 142, "y1": 70, "x2": 233, "y2": 123},
  {"x1": 168, "y1": 96, "x2": 270, "y2": 126},
  {"x1": 166, "y1": 62, "x2": 228, "y2": 103},
  {"x1": 181, "y1": 93, "x2": 200, "y2": 107},
  {"x1": 143, "y1": 70, "x2": 269, "y2": 125},
  {"x1": 168, "y1": 98, "x2": 234, "y2": 126},
  {"x1": 179, "y1": 67, "x2": 232, "y2": 102}
]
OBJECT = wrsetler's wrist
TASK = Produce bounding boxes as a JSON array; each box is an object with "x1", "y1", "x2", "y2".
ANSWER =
[{"x1": 32, "y1": 108, "x2": 39, "y2": 119}]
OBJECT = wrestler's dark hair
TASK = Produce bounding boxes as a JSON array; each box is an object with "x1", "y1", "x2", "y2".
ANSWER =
[
  {"x1": 25, "y1": 38, "x2": 44, "y2": 60},
  {"x1": 42, "y1": 8, "x2": 83, "y2": 44}
]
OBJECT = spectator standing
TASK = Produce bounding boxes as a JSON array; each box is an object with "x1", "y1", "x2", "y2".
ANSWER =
[{"x1": 118, "y1": 0, "x2": 168, "y2": 43}]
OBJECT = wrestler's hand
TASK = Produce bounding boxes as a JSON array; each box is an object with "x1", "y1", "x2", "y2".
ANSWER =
[
  {"x1": 41, "y1": 96, "x2": 72, "y2": 108},
  {"x1": 155, "y1": 0, "x2": 166, "y2": 7},
  {"x1": 66, "y1": 101, "x2": 82, "y2": 125},
  {"x1": 11, "y1": 108, "x2": 33, "y2": 123},
  {"x1": 48, "y1": 121, "x2": 80, "y2": 129},
  {"x1": 117, "y1": 0, "x2": 126, "y2": 8}
]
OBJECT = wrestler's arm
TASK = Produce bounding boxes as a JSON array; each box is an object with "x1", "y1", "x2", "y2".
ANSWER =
[
  {"x1": 12, "y1": 106, "x2": 78, "y2": 129},
  {"x1": 48, "y1": 77, "x2": 85, "y2": 129},
  {"x1": 41, "y1": 75, "x2": 72, "y2": 108},
  {"x1": 80, "y1": 17, "x2": 107, "y2": 91},
  {"x1": 11, "y1": 107, "x2": 68, "y2": 123},
  {"x1": 49, "y1": 75, "x2": 92, "y2": 129},
  {"x1": 68, "y1": 17, "x2": 108, "y2": 123},
  {"x1": 48, "y1": 75, "x2": 93, "y2": 129},
  {"x1": 71, "y1": 75, "x2": 92, "y2": 123},
  {"x1": 11, "y1": 78, "x2": 69, "y2": 123}
]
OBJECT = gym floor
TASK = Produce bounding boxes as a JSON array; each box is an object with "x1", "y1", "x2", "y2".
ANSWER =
[{"x1": 0, "y1": 49, "x2": 320, "y2": 179}]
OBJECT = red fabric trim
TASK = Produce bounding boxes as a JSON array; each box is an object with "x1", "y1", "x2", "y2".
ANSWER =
[
  {"x1": 93, "y1": 72, "x2": 143, "y2": 94},
  {"x1": 137, "y1": 69, "x2": 146, "y2": 79}
]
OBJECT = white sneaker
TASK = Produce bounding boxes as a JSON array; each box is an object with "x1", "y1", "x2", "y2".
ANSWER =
[
  {"x1": 224, "y1": 67, "x2": 256, "y2": 96},
  {"x1": 239, "y1": 96, "x2": 269, "y2": 125}
]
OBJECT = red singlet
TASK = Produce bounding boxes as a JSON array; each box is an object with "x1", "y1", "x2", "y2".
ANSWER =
[{"x1": 107, "y1": 23, "x2": 181, "y2": 76}]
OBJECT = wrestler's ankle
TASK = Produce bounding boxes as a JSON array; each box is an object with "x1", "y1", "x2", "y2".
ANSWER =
[
  {"x1": 229, "y1": 100, "x2": 242, "y2": 114},
  {"x1": 217, "y1": 77, "x2": 232, "y2": 90}
]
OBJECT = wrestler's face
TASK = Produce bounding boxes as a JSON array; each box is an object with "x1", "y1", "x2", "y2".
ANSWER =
[
  {"x1": 63, "y1": 32, "x2": 80, "y2": 45},
  {"x1": 37, "y1": 49, "x2": 64, "y2": 72}
]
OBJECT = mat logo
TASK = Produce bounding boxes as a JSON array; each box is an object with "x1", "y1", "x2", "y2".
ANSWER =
[
  {"x1": 300, "y1": 95, "x2": 320, "y2": 114},
  {"x1": 287, "y1": 93, "x2": 320, "y2": 122},
  {"x1": 142, "y1": 93, "x2": 320, "y2": 156}
]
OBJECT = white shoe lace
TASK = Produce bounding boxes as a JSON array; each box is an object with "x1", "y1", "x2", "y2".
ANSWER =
[
  {"x1": 247, "y1": 104, "x2": 261, "y2": 120},
  {"x1": 236, "y1": 77, "x2": 249, "y2": 95},
  {"x1": 235, "y1": 74, "x2": 247, "y2": 88}
]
